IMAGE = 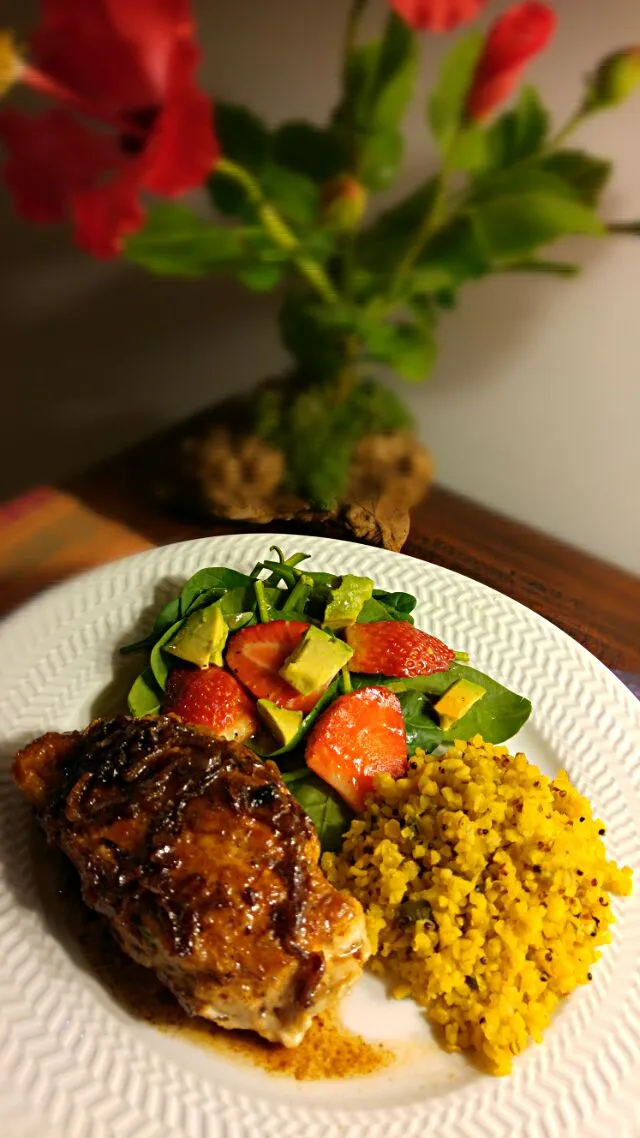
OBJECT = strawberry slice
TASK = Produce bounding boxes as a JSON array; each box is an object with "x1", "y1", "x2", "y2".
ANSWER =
[
  {"x1": 226, "y1": 620, "x2": 324, "y2": 714},
  {"x1": 305, "y1": 686, "x2": 407, "y2": 812},
  {"x1": 346, "y1": 621, "x2": 454, "y2": 678},
  {"x1": 164, "y1": 666, "x2": 258, "y2": 742}
]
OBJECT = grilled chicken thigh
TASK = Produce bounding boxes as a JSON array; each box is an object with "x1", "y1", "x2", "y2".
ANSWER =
[{"x1": 13, "y1": 715, "x2": 369, "y2": 1045}]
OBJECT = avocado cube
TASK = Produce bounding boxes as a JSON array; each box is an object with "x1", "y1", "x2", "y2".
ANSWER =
[
  {"x1": 434, "y1": 678, "x2": 486, "y2": 731},
  {"x1": 279, "y1": 624, "x2": 353, "y2": 695},
  {"x1": 323, "y1": 574, "x2": 374, "y2": 630},
  {"x1": 165, "y1": 604, "x2": 228, "y2": 669},
  {"x1": 257, "y1": 699, "x2": 303, "y2": 747}
]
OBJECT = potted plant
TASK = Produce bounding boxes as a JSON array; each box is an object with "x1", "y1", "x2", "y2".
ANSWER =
[{"x1": 1, "y1": 0, "x2": 638, "y2": 549}]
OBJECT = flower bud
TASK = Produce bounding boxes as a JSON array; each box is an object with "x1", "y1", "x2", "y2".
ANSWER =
[
  {"x1": 584, "y1": 48, "x2": 640, "y2": 112},
  {"x1": 321, "y1": 175, "x2": 367, "y2": 231}
]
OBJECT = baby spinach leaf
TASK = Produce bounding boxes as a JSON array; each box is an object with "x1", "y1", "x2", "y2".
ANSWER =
[
  {"x1": 356, "y1": 597, "x2": 396, "y2": 623},
  {"x1": 183, "y1": 586, "x2": 225, "y2": 616},
  {"x1": 282, "y1": 769, "x2": 353, "y2": 852},
  {"x1": 150, "y1": 619, "x2": 185, "y2": 690},
  {"x1": 395, "y1": 663, "x2": 532, "y2": 744},
  {"x1": 397, "y1": 690, "x2": 445, "y2": 753},
  {"x1": 180, "y1": 567, "x2": 253, "y2": 614},
  {"x1": 227, "y1": 611, "x2": 255, "y2": 631},
  {"x1": 128, "y1": 667, "x2": 163, "y2": 717},
  {"x1": 372, "y1": 589, "x2": 417, "y2": 615},
  {"x1": 356, "y1": 595, "x2": 415, "y2": 624},
  {"x1": 352, "y1": 663, "x2": 531, "y2": 748},
  {"x1": 217, "y1": 584, "x2": 273, "y2": 620}
]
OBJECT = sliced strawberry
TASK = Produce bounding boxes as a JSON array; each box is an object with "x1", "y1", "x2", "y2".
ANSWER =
[
  {"x1": 226, "y1": 620, "x2": 325, "y2": 714},
  {"x1": 305, "y1": 686, "x2": 407, "y2": 812},
  {"x1": 346, "y1": 621, "x2": 454, "y2": 678},
  {"x1": 164, "y1": 666, "x2": 258, "y2": 742}
]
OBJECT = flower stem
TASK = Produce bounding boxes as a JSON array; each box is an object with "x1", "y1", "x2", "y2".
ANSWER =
[
  {"x1": 391, "y1": 169, "x2": 450, "y2": 294},
  {"x1": 215, "y1": 157, "x2": 339, "y2": 305},
  {"x1": 607, "y1": 220, "x2": 640, "y2": 236},
  {"x1": 344, "y1": 0, "x2": 370, "y2": 73},
  {"x1": 549, "y1": 109, "x2": 586, "y2": 149}
]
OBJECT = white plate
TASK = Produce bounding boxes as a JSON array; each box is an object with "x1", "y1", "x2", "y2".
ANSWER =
[{"x1": 1, "y1": 532, "x2": 639, "y2": 1138}]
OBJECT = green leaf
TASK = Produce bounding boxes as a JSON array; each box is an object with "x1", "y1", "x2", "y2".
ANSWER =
[
  {"x1": 261, "y1": 164, "x2": 319, "y2": 225},
  {"x1": 358, "y1": 181, "x2": 438, "y2": 271},
  {"x1": 272, "y1": 121, "x2": 346, "y2": 183},
  {"x1": 208, "y1": 172, "x2": 250, "y2": 220},
  {"x1": 360, "y1": 317, "x2": 437, "y2": 381},
  {"x1": 396, "y1": 689, "x2": 445, "y2": 752},
  {"x1": 427, "y1": 31, "x2": 483, "y2": 154},
  {"x1": 282, "y1": 769, "x2": 353, "y2": 852},
  {"x1": 470, "y1": 170, "x2": 605, "y2": 259},
  {"x1": 208, "y1": 102, "x2": 270, "y2": 220},
  {"x1": 542, "y1": 150, "x2": 612, "y2": 207},
  {"x1": 333, "y1": 14, "x2": 418, "y2": 191},
  {"x1": 153, "y1": 597, "x2": 183, "y2": 637},
  {"x1": 373, "y1": 15, "x2": 419, "y2": 125},
  {"x1": 180, "y1": 567, "x2": 253, "y2": 614},
  {"x1": 372, "y1": 589, "x2": 417, "y2": 618},
  {"x1": 214, "y1": 102, "x2": 269, "y2": 173},
  {"x1": 416, "y1": 215, "x2": 488, "y2": 289},
  {"x1": 237, "y1": 262, "x2": 283, "y2": 291},
  {"x1": 360, "y1": 127, "x2": 404, "y2": 192},
  {"x1": 340, "y1": 14, "x2": 417, "y2": 132},
  {"x1": 395, "y1": 662, "x2": 532, "y2": 744},
  {"x1": 127, "y1": 667, "x2": 163, "y2": 717},
  {"x1": 484, "y1": 86, "x2": 549, "y2": 171},
  {"x1": 356, "y1": 597, "x2": 397, "y2": 623},
  {"x1": 124, "y1": 204, "x2": 252, "y2": 277},
  {"x1": 150, "y1": 619, "x2": 185, "y2": 690},
  {"x1": 351, "y1": 662, "x2": 531, "y2": 748},
  {"x1": 356, "y1": 594, "x2": 416, "y2": 624},
  {"x1": 448, "y1": 125, "x2": 490, "y2": 173}
]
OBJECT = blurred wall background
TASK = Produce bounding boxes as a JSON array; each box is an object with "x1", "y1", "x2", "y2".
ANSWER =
[{"x1": 1, "y1": 0, "x2": 639, "y2": 573}]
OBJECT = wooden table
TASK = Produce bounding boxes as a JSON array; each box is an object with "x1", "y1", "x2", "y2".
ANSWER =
[{"x1": 1, "y1": 435, "x2": 639, "y2": 680}]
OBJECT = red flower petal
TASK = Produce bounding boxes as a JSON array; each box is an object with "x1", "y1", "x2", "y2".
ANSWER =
[
  {"x1": 0, "y1": 107, "x2": 120, "y2": 223},
  {"x1": 31, "y1": 1, "x2": 156, "y2": 114},
  {"x1": 392, "y1": 0, "x2": 486, "y2": 32},
  {"x1": 104, "y1": 0, "x2": 195, "y2": 90},
  {"x1": 466, "y1": 2, "x2": 556, "y2": 120},
  {"x1": 1, "y1": 0, "x2": 214, "y2": 258},
  {"x1": 72, "y1": 170, "x2": 145, "y2": 257},
  {"x1": 141, "y1": 39, "x2": 219, "y2": 195}
]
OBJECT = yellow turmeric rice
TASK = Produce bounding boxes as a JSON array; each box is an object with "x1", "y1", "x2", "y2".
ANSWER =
[{"x1": 323, "y1": 735, "x2": 632, "y2": 1075}]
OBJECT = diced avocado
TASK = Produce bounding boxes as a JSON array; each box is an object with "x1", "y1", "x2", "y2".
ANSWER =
[
  {"x1": 257, "y1": 699, "x2": 303, "y2": 747},
  {"x1": 279, "y1": 624, "x2": 353, "y2": 695},
  {"x1": 323, "y1": 574, "x2": 374, "y2": 630},
  {"x1": 165, "y1": 604, "x2": 228, "y2": 668},
  {"x1": 434, "y1": 678, "x2": 486, "y2": 731}
]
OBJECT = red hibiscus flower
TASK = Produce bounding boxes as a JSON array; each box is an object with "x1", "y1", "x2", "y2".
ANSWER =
[
  {"x1": 392, "y1": 0, "x2": 487, "y2": 32},
  {"x1": 466, "y1": 2, "x2": 556, "y2": 120},
  {"x1": 0, "y1": 1, "x2": 218, "y2": 257}
]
